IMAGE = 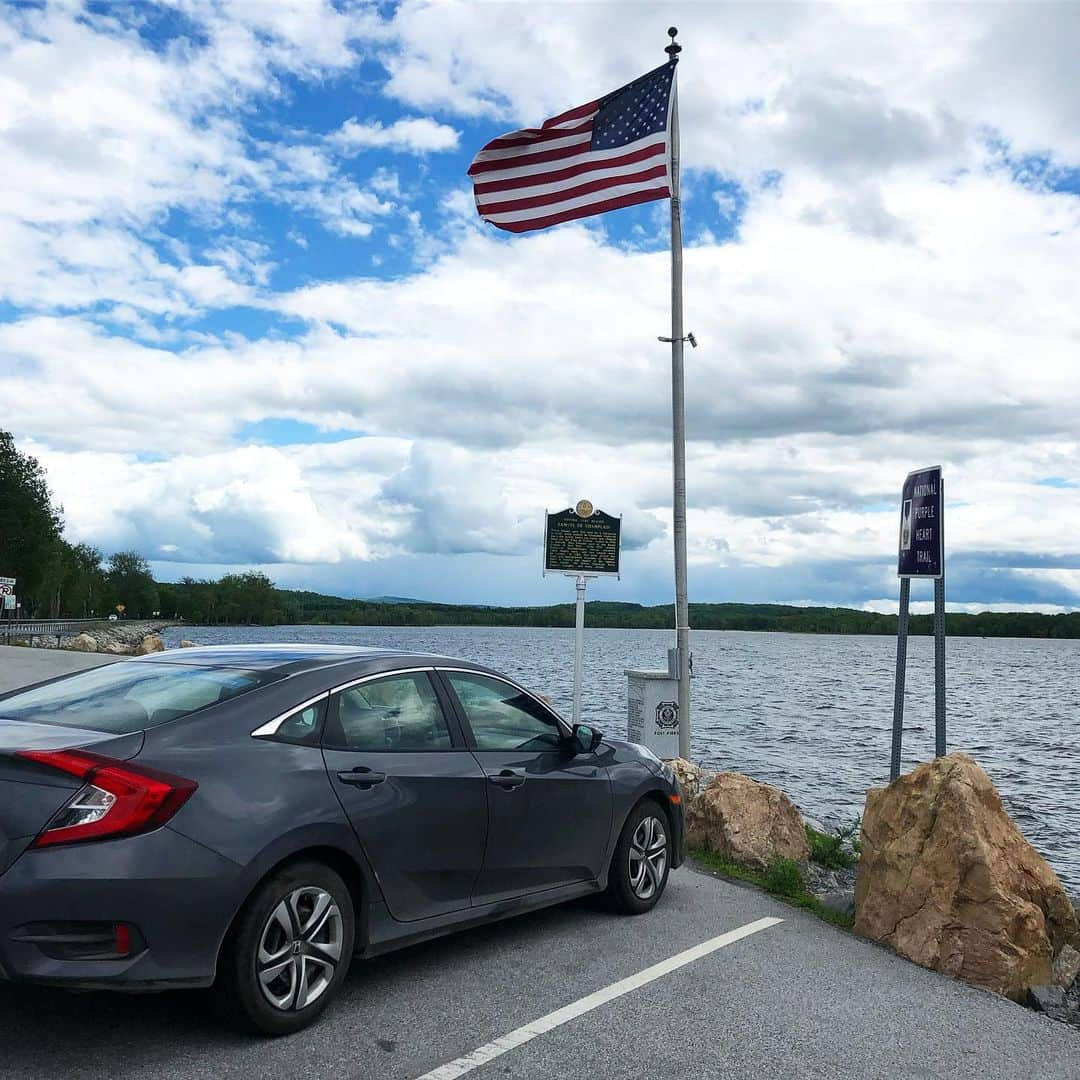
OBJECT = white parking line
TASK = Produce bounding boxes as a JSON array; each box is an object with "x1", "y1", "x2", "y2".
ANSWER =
[{"x1": 416, "y1": 915, "x2": 784, "y2": 1080}]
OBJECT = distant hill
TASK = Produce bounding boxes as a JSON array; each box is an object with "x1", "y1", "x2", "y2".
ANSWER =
[{"x1": 157, "y1": 583, "x2": 1079, "y2": 638}]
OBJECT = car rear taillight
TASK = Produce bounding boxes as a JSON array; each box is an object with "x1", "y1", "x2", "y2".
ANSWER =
[{"x1": 16, "y1": 749, "x2": 197, "y2": 848}]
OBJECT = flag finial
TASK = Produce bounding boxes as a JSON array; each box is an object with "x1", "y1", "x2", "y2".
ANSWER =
[{"x1": 665, "y1": 27, "x2": 681, "y2": 59}]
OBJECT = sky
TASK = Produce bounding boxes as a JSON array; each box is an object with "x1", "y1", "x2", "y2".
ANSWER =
[{"x1": 1, "y1": 0, "x2": 1078, "y2": 614}]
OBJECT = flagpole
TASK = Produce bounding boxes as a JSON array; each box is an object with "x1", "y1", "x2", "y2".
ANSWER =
[{"x1": 666, "y1": 27, "x2": 691, "y2": 760}]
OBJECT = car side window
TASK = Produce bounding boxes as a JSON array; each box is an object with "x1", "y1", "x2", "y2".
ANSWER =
[
  {"x1": 326, "y1": 673, "x2": 452, "y2": 752},
  {"x1": 445, "y1": 672, "x2": 563, "y2": 752},
  {"x1": 274, "y1": 701, "x2": 325, "y2": 745}
]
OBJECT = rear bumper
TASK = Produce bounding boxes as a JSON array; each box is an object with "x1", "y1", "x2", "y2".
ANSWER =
[{"x1": 0, "y1": 826, "x2": 242, "y2": 990}]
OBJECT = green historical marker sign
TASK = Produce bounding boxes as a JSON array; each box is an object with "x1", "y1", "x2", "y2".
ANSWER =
[{"x1": 544, "y1": 505, "x2": 621, "y2": 577}]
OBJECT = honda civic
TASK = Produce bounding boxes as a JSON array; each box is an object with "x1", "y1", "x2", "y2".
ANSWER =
[{"x1": 0, "y1": 645, "x2": 683, "y2": 1034}]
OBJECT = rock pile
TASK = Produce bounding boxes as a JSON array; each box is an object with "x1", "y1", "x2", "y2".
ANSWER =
[
  {"x1": 684, "y1": 768, "x2": 810, "y2": 871},
  {"x1": 69, "y1": 633, "x2": 98, "y2": 652},
  {"x1": 670, "y1": 758, "x2": 847, "y2": 910},
  {"x1": 855, "y1": 752, "x2": 1080, "y2": 1004},
  {"x1": 672, "y1": 750, "x2": 1080, "y2": 1028},
  {"x1": 56, "y1": 621, "x2": 171, "y2": 657}
]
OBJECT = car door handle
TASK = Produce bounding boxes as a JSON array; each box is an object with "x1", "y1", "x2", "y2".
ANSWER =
[
  {"x1": 337, "y1": 768, "x2": 387, "y2": 788},
  {"x1": 488, "y1": 769, "x2": 526, "y2": 790}
]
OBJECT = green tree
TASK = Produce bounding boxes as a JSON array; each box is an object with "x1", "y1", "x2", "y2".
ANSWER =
[
  {"x1": 0, "y1": 430, "x2": 65, "y2": 616},
  {"x1": 64, "y1": 543, "x2": 106, "y2": 617},
  {"x1": 106, "y1": 551, "x2": 159, "y2": 619}
]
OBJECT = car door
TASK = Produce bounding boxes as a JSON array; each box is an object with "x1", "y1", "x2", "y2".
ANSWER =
[
  {"x1": 438, "y1": 669, "x2": 613, "y2": 906},
  {"x1": 321, "y1": 668, "x2": 488, "y2": 923}
]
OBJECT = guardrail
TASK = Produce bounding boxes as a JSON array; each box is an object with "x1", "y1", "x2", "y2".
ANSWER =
[{"x1": 0, "y1": 618, "x2": 114, "y2": 644}]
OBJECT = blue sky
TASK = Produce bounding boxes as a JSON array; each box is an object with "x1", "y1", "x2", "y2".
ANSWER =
[{"x1": 1, "y1": 1, "x2": 1078, "y2": 613}]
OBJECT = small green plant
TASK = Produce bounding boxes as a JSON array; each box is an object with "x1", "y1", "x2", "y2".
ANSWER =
[
  {"x1": 805, "y1": 824, "x2": 858, "y2": 870},
  {"x1": 761, "y1": 857, "x2": 805, "y2": 898},
  {"x1": 837, "y1": 817, "x2": 862, "y2": 855},
  {"x1": 689, "y1": 848, "x2": 855, "y2": 931}
]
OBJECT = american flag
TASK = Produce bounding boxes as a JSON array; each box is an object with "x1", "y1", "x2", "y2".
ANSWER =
[{"x1": 467, "y1": 60, "x2": 677, "y2": 234}]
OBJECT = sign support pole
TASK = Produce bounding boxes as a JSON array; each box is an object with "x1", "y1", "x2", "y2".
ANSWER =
[
  {"x1": 934, "y1": 581, "x2": 946, "y2": 757},
  {"x1": 892, "y1": 466, "x2": 945, "y2": 779},
  {"x1": 572, "y1": 574, "x2": 588, "y2": 726},
  {"x1": 934, "y1": 474, "x2": 947, "y2": 757},
  {"x1": 666, "y1": 29, "x2": 691, "y2": 761},
  {"x1": 890, "y1": 577, "x2": 910, "y2": 782}
]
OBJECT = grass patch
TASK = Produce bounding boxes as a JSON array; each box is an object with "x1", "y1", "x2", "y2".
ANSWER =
[
  {"x1": 761, "y1": 857, "x2": 805, "y2": 898},
  {"x1": 805, "y1": 824, "x2": 858, "y2": 870},
  {"x1": 689, "y1": 848, "x2": 855, "y2": 931}
]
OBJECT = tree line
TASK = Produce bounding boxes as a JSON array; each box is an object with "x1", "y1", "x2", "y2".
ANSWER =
[
  {"x1": 0, "y1": 430, "x2": 278, "y2": 622},
  {"x1": 252, "y1": 595, "x2": 1080, "y2": 638},
  {"x1": 3, "y1": 428, "x2": 1078, "y2": 636},
  {"x1": 0, "y1": 431, "x2": 153, "y2": 618}
]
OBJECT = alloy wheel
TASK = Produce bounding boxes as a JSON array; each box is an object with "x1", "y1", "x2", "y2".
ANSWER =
[
  {"x1": 256, "y1": 886, "x2": 344, "y2": 1011},
  {"x1": 628, "y1": 815, "x2": 668, "y2": 900}
]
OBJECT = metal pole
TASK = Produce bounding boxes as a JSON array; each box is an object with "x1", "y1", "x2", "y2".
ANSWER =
[
  {"x1": 573, "y1": 574, "x2": 587, "y2": 726},
  {"x1": 934, "y1": 574, "x2": 946, "y2": 757},
  {"x1": 666, "y1": 29, "x2": 691, "y2": 761},
  {"x1": 890, "y1": 577, "x2": 910, "y2": 781},
  {"x1": 934, "y1": 474, "x2": 946, "y2": 757}
]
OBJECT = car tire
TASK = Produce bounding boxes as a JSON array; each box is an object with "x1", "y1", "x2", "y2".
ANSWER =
[
  {"x1": 602, "y1": 798, "x2": 672, "y2": 915},
  {"x1": 213, "y1": 860, "x2": 356, "y2": 1036}
]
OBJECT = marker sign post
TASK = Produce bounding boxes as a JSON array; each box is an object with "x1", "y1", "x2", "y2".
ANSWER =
[
  {"x1": 891, "y1": 466, "x2": 945, "y2": 781},
  {"x1": 0, "y1": 578, "x2": 15, "y2": 619},
  {"x1": 544, "y1": 502, "x2": 621, "y2": 725}
]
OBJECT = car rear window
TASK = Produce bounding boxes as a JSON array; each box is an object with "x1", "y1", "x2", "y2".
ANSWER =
[{"x1": 0, "y1": 662, "x2": 276, "y2": 733}]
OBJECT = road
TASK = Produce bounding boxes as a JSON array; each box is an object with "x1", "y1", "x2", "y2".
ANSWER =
[
  {"x1": 0, "y1": 645, "x2": 1078, "y2": 1078},
  {"x1": 0, "y1": 643, "x2": 119, "y2": 691}
]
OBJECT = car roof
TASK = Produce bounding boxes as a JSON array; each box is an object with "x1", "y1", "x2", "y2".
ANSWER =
[
  {"x1": 122, "y1": 644, "x2": 569, "y2": 724},
  {"x1": 125, "y1": 643, "x2": 483, "y2": 676},
  {"x1": 128, "y1": 643, "x2": 408, "y2": 673}
]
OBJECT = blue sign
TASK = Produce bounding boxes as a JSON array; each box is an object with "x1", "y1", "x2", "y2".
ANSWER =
[{"x1": 898, "y1": 466, "x2": 943, "y2": 578}]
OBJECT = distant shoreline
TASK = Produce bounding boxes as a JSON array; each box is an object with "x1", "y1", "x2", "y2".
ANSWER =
[
  {"x1": 166, "y1": 622, "x2": 1079, "y2": 642},
  {"x1": 152, "y1": 595, "x2": 1080, "y2": 640}
]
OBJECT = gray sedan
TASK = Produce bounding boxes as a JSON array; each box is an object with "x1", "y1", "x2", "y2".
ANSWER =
[{"x1": 0, "y1": 645, "x2": 683, "y2": 1034}]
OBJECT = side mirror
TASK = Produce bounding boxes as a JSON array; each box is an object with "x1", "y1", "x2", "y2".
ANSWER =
[{"x1": 570, "y1": 723, "x2": 603, "y2": 754}]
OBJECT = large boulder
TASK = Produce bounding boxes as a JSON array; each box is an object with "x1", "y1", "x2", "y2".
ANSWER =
[
  {"x1": 67, "y1": 633, "x2": 98, "y2": 653},
  {"x1": 686, "y1": 772, "x2": 811, "y2": 870},
  {"x1": 102, "y1": 641, "x2": 135, "y2": 655},
  {"x1": 178, "y1": 639, "x2": 198, "y2": 648},
  {"x1": 855, "y1": 753, "x2": 1079, "y2": 1001},
  {"x1": 135, "y1": 633, "x2": 165, "y2": 655}
]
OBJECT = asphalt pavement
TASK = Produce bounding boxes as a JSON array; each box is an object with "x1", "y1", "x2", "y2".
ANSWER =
[
  {"x1": 0, "y1": 644, "x2": 1078, "y2": 1078},
  {"x1": 0, "y1": 643, "x2": 117, "y2": 691}
]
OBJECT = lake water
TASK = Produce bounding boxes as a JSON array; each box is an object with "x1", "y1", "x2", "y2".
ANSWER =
[{"x1": 162, "y1": 624, "x2": 1080, "y2": 894}]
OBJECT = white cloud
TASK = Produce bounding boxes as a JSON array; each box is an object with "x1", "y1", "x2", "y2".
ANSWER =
[
  {"x1": 4, "y1": 165, "x2": 1078, "y2": 595},
  {"x1": 331, "y1": 117, "x2": 460, "y2": 154},
  {"x1": 0, "y1": 1, "x2": 393, "y2": 315},
  {"x1": 382, "y1": 2, "x2": 1080, "y2": 176},
  {"x1": 31, "y1": 439, "x2": 406, "y2": 565},
  {"x1": 2, "y1": 2, "x2": 1078, "y2": 608}
]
